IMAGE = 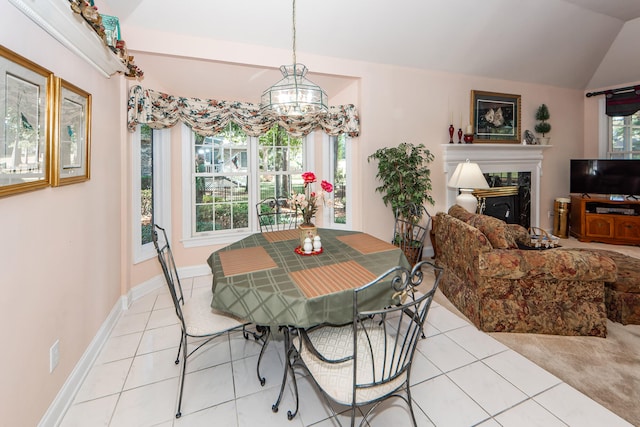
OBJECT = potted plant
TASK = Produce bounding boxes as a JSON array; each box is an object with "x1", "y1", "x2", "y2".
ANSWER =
[
  {"x1": 368, "y1": 143, "x2": 435, "y2": 262},
  {"x1": 534, "y1": 104, "x2": 551, "y2": 145}
]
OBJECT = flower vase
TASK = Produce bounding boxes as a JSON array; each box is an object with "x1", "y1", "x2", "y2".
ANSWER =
[{"x1": 298, "y1": 223, "x2": 317, "y2": 248}]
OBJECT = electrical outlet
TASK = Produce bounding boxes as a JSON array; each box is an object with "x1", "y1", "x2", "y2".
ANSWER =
[
  {"x1": 548, "y1": 210, "x2": 553, "y2": 218},
  {"x1": 50, "y1": 340, "x2": 60, "y2": 373}
]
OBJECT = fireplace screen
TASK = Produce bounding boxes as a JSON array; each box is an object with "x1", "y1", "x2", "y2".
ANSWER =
[{"x1": 474, "y1": 172, "x2": 531, "y2": 228}]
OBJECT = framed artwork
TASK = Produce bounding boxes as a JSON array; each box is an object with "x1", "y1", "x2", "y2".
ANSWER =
[
  {"x1": 51, "y1": 77, "x2": 91, "y2": 186},
  {"x1": 0, "y1": 45, "x2": 54, "y2": 197},
  {"x1": 470, "y1": 90, "x2": 521, "y2": 144}
]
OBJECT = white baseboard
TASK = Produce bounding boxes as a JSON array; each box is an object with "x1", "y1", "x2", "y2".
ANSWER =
[
  {"x1": 40, "y1": 264, "x2": 210, "y2": 426},
  {"x1": 39, "y1": 297, "x2": 124, "y2": 427}
]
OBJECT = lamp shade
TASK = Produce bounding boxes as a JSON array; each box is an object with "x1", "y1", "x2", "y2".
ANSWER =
[{"x1": 448, "y1": 160, "x2": 490, "y2": 213}]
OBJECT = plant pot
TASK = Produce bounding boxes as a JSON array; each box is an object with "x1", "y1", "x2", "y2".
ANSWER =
[
  {"x1": 298, "y1": 223, "x2": 317, "y2": 248},
  {"x1": 393, "y1": 238, "x2": 424, "y2": 265},
  {"x1": 537, "y1": 137, "x2": 550, "y2": 145}
]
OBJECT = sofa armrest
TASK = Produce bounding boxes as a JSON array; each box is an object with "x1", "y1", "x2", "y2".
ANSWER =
[
  {"x1": 434, "y1": 213, "x2": 492, "y2": 280},
  {"x1": 478, "y1": 248, "x2": 617, "y2": 281}
]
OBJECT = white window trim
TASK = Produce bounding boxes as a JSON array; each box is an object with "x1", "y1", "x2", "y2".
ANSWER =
[
  {"x1": 132, "y1": 127, "x2": 171, "y2": 263},
  {"x1": 322, "y1": 134, "x2": 352, "y2": 229},
  {"x1": 181, "y1": 124, "x2": 315, "y2": 247}
]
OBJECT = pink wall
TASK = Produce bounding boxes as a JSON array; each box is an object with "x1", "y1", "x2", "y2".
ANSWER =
[{"x1": 0, "y1": 3, "x2": 124, "y2": 425}]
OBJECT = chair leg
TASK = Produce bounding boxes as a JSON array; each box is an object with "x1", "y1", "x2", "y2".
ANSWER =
[
  {"x1": 405, "y1": 383, "x2": 418, "y2": 427},
  {"x1": 175, "y1": 333, "x2": 188, "y2": 418},
  {"x1": 175, "y1": 333, "x2": 184, "y2": 365}
]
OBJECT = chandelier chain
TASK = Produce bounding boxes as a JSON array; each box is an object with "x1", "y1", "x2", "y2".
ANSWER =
[{"x1": 292, "y1": 0, "x2": 297, "y2": 65}]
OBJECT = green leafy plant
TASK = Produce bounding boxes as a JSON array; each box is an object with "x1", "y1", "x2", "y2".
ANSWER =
[
  {"x1": 367, "y1": 142, "x2": 435, "y2": 220},
  {"x1": 534, "y1": 104, "x2": 551, "y2": 137}
]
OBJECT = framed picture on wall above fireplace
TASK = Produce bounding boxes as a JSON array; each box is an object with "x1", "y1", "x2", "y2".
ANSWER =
[{"x1": 471, "y1": 90, "x2": 521, "y2": 144}]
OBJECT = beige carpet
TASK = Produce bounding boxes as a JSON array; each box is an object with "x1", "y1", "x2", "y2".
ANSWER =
[{"x1": 433, "y1": 237, "x2": 640, "y2": 426}]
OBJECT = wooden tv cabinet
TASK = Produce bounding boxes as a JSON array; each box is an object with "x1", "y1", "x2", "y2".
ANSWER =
[{"x1": 570, "y1": 195, "x2": 640, "y2": 245}]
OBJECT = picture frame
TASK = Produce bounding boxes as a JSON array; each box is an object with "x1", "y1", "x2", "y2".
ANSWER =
[
  {"x1": 0, "y1": 45, "x2": 54, "y2": 197},
  {"x1": 51, "y1": 77, "x2": 92, "y2": 186},
  {"x1": 470, "y1": 90, "x2": 521, "y2": 144}
]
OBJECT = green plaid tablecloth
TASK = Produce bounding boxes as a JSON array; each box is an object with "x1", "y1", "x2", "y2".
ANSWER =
[{"x1": 207, "y1": 229, "x2": 410, "y2": 328}]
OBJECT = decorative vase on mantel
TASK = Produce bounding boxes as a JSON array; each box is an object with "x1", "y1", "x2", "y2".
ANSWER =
[{"x1": 298, "y1": 223, "x2": 318, "y2": 248}]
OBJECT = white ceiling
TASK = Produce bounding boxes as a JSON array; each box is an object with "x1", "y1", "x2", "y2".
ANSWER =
[{"x1": 102, "y1": 0, "x2": 640, "y2": 90}]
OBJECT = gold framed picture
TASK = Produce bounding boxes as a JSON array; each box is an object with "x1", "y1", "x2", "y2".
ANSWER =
[
  {"x1": 471, "y1": 90, "x2": 521, "y2": 144},
  {"x1": 51, "y1": 77, "x2": 91, "y2": 186},
  {"x1": 0, "y1": 45, "x2": 54, "y2": 197}
]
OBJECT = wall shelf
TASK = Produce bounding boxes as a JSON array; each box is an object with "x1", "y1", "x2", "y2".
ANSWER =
[{"x1": 9, "y1": 0, "x2": 126, "y2": 77}]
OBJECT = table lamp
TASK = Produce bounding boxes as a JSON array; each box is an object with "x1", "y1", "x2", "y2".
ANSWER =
[{"x1": 447, "y1": 159, "x2": 490, "y2": 213}]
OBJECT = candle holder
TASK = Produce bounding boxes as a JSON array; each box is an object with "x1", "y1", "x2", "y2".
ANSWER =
[
  {"x1": 457, "y1": 128, "x2": 463, "y2": 144},
  {"x1": 448, "y1": 124, "x2": 455, "y2": 144},
  {"x1": 463, "y1": 133, "x2": 474, "y2": 144}
]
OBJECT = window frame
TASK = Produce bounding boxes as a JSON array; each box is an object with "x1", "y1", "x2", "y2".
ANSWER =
[
  {"x1": 131, "y1": 125, "x2": 171, "y2": 263},
  {"x1": 608, "y1": 111, "x2": 640, "y2": 159},
  {"x1": 322, "y1": 133, "x2": 352, "y2": 229}
]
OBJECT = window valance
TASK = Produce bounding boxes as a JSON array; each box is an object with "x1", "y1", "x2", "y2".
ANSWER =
[
  {"x1": 126, "y1": 85, "x2": 360, "y2": 138},
  {"x1": 605, "y1": 87, "x2": 640, "y2": 117}
]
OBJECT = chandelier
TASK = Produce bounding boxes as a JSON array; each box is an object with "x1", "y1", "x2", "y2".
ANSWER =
[{"x1": 260, "y1": 0, "x2": 328, "y2": 116}]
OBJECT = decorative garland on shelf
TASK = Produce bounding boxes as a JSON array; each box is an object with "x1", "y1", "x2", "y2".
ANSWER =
[{"x1": 68, "y1": 0, "x2": 143, "y2": 78}]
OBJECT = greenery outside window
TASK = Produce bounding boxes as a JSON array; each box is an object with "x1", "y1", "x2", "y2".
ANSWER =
[{"x1": 609, "y1": 112, "x2": 640, "y2": 159}]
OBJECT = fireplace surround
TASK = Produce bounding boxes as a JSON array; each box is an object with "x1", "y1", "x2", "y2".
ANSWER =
[{"x1": 443, "y1": 144, "x2": 552, "y2": 228}]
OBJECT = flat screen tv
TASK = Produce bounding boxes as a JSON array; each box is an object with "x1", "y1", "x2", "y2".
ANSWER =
[{"x1": 570, "y1": 159, "x2": 640, "y2": 196}]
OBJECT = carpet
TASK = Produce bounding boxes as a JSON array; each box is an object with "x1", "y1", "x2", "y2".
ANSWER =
[{"x1": 433, "y1": 289, "x2": 640, "y2": 426}]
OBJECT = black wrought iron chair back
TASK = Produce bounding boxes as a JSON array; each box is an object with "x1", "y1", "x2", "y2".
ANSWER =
[
  {"x1": 291, "y1": 260, "x2": 443, "y2": 426},
  {"x1": 393, "y1": 203, "x2": 432, "y2": 266},
  {"x1": 256, "y1": 197, "x2": 299, "y2": 232},
  {"x1": 152, "y1": 224, "x2": 248, "y2": 418}
]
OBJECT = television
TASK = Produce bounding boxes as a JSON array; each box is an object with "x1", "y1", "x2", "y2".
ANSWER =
[{"x1": 570, "y1": 159, "x2": 640, "y2": 196}]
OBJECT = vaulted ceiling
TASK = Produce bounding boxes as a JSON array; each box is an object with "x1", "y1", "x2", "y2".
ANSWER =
[{"x1": 102, "y1": 0, "x2": 640, "y2": 91}]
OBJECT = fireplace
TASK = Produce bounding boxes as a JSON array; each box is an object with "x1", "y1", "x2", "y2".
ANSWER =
[
  {"x1": 443, "y1": 144, "x2": 551, "y2": 228},
  {"x1": 474, "y1": 172, "x2": 531, "y2": 227}
]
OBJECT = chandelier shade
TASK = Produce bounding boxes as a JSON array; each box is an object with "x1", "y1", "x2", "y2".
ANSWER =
[{"x1": 261, "y1": 64, "x2": 328, "y2": 116}]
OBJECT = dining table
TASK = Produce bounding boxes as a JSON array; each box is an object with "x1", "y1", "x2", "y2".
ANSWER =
[{"x1": 206, "y1": 227, "x2": 411, "y2": 415}]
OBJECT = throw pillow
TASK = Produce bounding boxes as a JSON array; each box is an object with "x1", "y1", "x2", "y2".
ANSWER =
[
  {"x1": 467, "y1": 214, "x2": 518, "y2": 249},
  {"x1": 448, "y1": 204, "x2": 475, "y2": 222}
]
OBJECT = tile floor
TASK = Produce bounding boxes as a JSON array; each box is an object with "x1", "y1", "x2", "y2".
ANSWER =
[{"x1": 58, "y1": 274, "x2": 632, "y2": 427}]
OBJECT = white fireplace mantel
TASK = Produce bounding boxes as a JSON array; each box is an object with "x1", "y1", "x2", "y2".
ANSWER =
[{"x1": 443, "y1": 144, "x2": 552, "y2": 228}]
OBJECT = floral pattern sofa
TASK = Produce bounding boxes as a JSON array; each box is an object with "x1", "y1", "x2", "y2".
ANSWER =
[{"x1": 433, "y1": 205, "x2": 617, "y2": 337}]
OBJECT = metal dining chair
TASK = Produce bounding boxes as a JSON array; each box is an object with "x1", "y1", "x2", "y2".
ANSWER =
[
  {"x1": 288, "y1": 260, "x2": 443, "y2": 426},
  {"x1": 256, "y1": 197, "x2": 299, "y2": 232},
  {"x1": 152, "y1": 224, "x2": 263, "y2": 418},
  {"x1": 393, "y1": 202, "x2": 432, "y2": 266}
]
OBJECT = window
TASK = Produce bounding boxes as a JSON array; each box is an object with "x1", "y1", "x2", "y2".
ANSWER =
[
  {"x1": 323, "y1": 133, "x2": 352, "y2": 228},
  {"x1": 184, "y1": 123, "x2": 307, "y2": 245},
  {"x1": 193, "y1": 123, "x2": 250, "y2": 234},
  {"x1": 609, "y1": 112, "x2": 640, "y2": 159},
  {"x1": 132, "y1": 124, "x2": 170, "y2": 262},
  {"x1": 140, "y1": 125, "x2": 153, "y2": 245}
]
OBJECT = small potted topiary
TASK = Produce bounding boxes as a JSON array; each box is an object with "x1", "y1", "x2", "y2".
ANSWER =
[{"x1": 534, "y1": 104, "x2": 551, "y2": 145}]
